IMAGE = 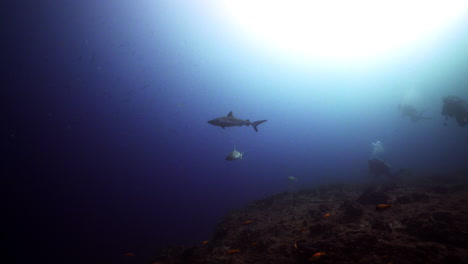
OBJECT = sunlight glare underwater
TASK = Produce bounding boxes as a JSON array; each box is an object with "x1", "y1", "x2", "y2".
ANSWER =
[{"x1": 211, "y1": 0, "x2": 468, "y2": 62}]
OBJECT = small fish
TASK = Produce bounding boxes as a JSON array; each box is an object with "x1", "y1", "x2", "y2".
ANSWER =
[
  {"x1": 243, "y1": 220, "x2": 253, "y2": 225},
  {"x1": 308, "y1": 252, "x2": 326, "y2": 261},
  {"x1": 294, "y1": 243, "x2": 298, "y2": 249},
  {"x1": 375, "y1": 204, "x2": 393, "y2": 211},
  {"x1": 202, "y1": 240, "x2": 209, "y2": 244},
  {"x1": 287, "y1": 176, "x2": 298, "y2": 181},
  {"x1": 124, "y1": 253, "x2": 135, "y2": 257},
  {"x1": 227, "y1": 249, "x2": 240, "y2": 254},
  {"x1": 323, "y1": 213, "x2": 331, "y2": 219},
  {"x1": 298, "y1": 228, "x2": 307, "y2": 232}
]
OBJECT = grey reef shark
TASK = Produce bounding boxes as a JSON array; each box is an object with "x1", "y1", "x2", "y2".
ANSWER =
[
  {"x1": 208, "y1": 111, "x2": 267, "y2": 132},
  {"x1": 225, "y1": 146, "x2": 244, "y2": 161}
]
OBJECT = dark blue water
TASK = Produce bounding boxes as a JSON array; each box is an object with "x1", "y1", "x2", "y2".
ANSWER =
[{"x1": 3, "y1": 1, "x2": 467, "y2": 263}]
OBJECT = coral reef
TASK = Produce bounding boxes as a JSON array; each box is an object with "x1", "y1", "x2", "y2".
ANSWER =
[{"x1": 152, "y1": 171, "x2": 468, "y2": 264}]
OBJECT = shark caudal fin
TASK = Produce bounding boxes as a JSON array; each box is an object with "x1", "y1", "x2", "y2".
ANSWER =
[{"x1": 251, "y1": 120, "x2": 267, "y2": 132}]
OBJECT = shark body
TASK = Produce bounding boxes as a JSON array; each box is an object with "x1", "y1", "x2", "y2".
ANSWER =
[
  {"x1": 226, "y1": 146, "x2": 244, "y2": 161},
  {"x1": 208, "y1": 111, "x2": 267, "y2": 132}
]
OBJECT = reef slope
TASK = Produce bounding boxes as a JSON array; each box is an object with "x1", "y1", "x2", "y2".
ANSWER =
[{"x1": 153, "y1": 171, "x2": 468, "y2": 264}]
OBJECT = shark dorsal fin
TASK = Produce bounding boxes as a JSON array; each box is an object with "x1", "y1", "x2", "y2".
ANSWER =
[{"x1": 227, "y1": 111, "x2": 233, "y2": 117}]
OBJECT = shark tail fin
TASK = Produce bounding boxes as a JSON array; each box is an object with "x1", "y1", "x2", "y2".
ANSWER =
[{"x1": 251, "y1": 120, "x2": 267, "y2": 132}]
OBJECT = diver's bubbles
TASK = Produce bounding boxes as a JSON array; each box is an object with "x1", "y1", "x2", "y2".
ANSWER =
[{"x1": 371, "y1": 140, "x2": 384, "y2": 157}]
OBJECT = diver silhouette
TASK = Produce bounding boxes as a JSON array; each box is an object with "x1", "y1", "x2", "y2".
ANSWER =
[
  {"x1": 398, "y1": 104, "x2": 431, "y2": 123},
  {"x1": 441, "y1": 96, "x2": 468, "y2": 127},
  {"x1": 368, "y1": 158, "x2": 393, "y2": 179}
]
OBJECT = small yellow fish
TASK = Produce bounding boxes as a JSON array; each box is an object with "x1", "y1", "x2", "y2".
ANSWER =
[
  {"x1": 308, "y1": 252, "x2": 326, "y2": 261},
  {"x1": 227, "y1": 249, "x2": 240, "y2": 254},
  {"x1": 202, "y1": 240, "x2": 209, "y2": 245},
  {"x1": 243, "y1": 220, "x2": 253, "y2": 225},
  {"x1": 375, "y1": 204, "x2": 392, "y2": 211},
  {"x1": 323, "y1": 213, "x2": 331, "y2": 219}
]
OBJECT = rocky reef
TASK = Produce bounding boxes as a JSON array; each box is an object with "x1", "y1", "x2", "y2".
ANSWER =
[{"x1": 152, "y1": 171, "x2": 468, "y2": 264}]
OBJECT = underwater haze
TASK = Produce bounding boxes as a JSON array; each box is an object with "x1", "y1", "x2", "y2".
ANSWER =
[{"x1": 3, "y1": 1, "x2": 468, "y2": 263}]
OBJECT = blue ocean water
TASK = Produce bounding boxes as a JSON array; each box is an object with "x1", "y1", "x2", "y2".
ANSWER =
[{"x1": 3, "y1": 1, "x2": 467, "y2": 263}]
